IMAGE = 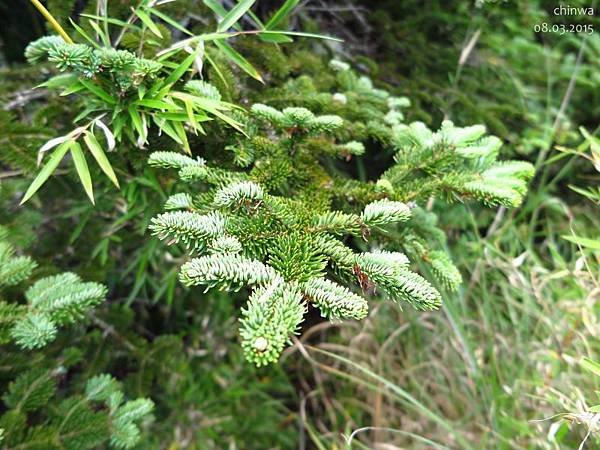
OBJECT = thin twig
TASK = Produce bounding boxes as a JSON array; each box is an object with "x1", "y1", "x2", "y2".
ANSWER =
[
  {"x1": 3, "y1": 89, "x2": 49, "y2": 111},
  {"x1": 29, "y1": 0, "x2": 74, "y2": 44}
]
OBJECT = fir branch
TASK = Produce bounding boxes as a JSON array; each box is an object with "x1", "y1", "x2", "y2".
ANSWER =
[
  {"x1": 303, "y1": 277, "x2": 368, "y2": 320},
  {"x1": 148, "y1": 151, "x2": 205, "y2": 170},
  {"x1": 179, "y1": 254, "x2": 280, "y2": 291},
  {"x1": 149, "y1": 211, "x2": 226, "y2": 249},
  {"x1": 361, "y1": 199, "x2": 412, "y2": 227},
  {"x1": 213, "y1": 181, "x2": 264, "y2": 208},
  {"x1": 240, "y1": 283, "x2": 305, "y2": 367}
]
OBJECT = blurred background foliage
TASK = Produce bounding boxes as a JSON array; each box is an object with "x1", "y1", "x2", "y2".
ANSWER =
[{"x1": 0, "y1": 0, "x2": 598, "y2": 448}]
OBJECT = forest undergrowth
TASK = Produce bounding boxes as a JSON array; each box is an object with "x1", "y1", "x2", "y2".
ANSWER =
[{"x1": 0, "y1": 1, "x2": 598, "y2": 449}]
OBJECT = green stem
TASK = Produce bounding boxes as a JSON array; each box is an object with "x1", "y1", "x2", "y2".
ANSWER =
[{"x1": 29, "y1": 0, "x2": 74, "y2": 44}]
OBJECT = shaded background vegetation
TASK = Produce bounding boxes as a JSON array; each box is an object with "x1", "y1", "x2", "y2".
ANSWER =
[{"x1": 0, "y1": 0, "x2": 598, "y2": 448}]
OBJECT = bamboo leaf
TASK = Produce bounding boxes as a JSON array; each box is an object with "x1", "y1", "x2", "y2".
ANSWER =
[
  {"x1": 38, "y1": 135, "x2": 70, "y2": 157},
  {"x1": 184, "y1": 99, "x2": 199, "y2": 134},
  {"x1": 134, "y1": 7, "x2": 163, "y2": 38},
  {"x1": 157, "y1": 32, "x2": 234, "y2": 57},
  {"x1": 562, "y1": 235, "x2": 600, "y2": 250},
  {"x1": 135, "y1": 99, "x2": 182, "y2": 110},
  {"x1": 94, "y1": 119, "x2": 116, "y2": 151},
  {"x1": 83, "y1": 132, "x2": 119, "y2": 188},
  {"x1": 203, "y1": 0, "x2": 229, "y2": 19},
  {"x1": 264, "y1": 0, "x2": 299, "y2": 29},
  {"x1": 128, "y1": 105, "x2": 147, "y2": 143},
  {"x1": 214, "y1": 40, "x2": 263, "y2": 83},
  {"x1": 79, "y1": 79, "x2": 117, "y2": 105},
  {"x1": 161, "y1": 46, "x2": 202, "y2": 89},
  {"x1": 69, "y1": 18, "x2": 101, "y2": 48},
  {"x1": 156, "y1": 112, "x2": 211, "y2": 122},
  {"x1": 581, "y1": 357, "x2": 600, "y2": 377},
  {"x1": 246, "y1": 9, "x2": 265, "y2": 28},
  {"x1": 259, "y1": 33, "x2": 293, "y2": 44},
  {"x1": 20, "y1": 141, "x2": 71, "y2": 204},
  {"x1": 60, "y1": 82, "x2": 84, "y2": 96},
  {"x1": 152, "y1": 116, "x2": 183, "y2": 145},
  {"x1": 36, "y1": 73, "x2": 78, "y2": 89},
  {"x1": 204, "y1": 51, "x2": 229, "y2": 88},
  {"x1": 259, "y1": 30, "x2": 342, "y2": 42},
  {"x1": 171, "y1": 120, "x2": 191, "y2": 154},
  {"x1": 203, "y1": 0, "x2": 242, "y2": 31},
  {"x1": 73, "y1": 106, "x2": 101, "y2": 123},
  {"x1": 70, "y1": 141, "x2": 95, "y2": 204},
  {"x1": 87, "y1": 19, "x2": 111, "y2": 47},
  {"x1": 148, "y1": 7, "x2": 193, "y2": 36},
  {"x1": 217, "y1": 0, "x2": 256, "y2": 32},
  {"x1": 80, "y1": 13, "x2": 141, "y2": 29}
]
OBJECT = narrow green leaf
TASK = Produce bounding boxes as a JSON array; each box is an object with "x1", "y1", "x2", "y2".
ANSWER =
[
  {"x1": 171, "y1": 120, "x2": 191, "y2": 154},
  {"x1": 128, "y1": 105, "x2": 146, "y2": 143},
  {"x1": 265, "y1": 0, "x2": 299, "y2": 29},
  {"x1": 214, "y1": 40, "x2": 263, "y2": 83},
  {"x1": 259, "y1": 33, "x2": 293, "y2": 44},
  {"x1": 171, "y1": 92, "x2": 243, "y2": 133},
  {"x1": 135, "y1": 99, "x2": 181, "y2": 110},
  {"x1": 156, "y1": 84, "x2": 175, "y2": 100},
  {"x1": 210, "y1": 109, "x2": 245, "y2": 135},
  {"x1": 562, "y1": 235, "x2": 600, "y2": 250},
  {"x1": 112, "y1": 114, "x2": 126, "y2": 141},
  {"x1": 156, "y1": 112, "x2": 211, "y2": 122},
  {"x1": 217, "y1": 0, "x2": 256, "y2": 32},
  {"x1": 184, "y1": 99, "x2": 199, "y2": 134},
  {"x1": 60, "y1": 82, "x2": 84, "y2": 96},
  {"x1": 246, "y1": 9, "x2": 265, "y2": 28},
  {"x1": 36, "y1": 73, "x2": 78, "y2": 89},
  {"x1": 70, "y1": 141, "x2": 94, "y2": 204},
  {"x1": 79, "y1": 79, "x2": 117, "y2": 105},
  {"x1": 568, "y1": 184, "x2": 599, "y2": 203},
  {"x1": 259, "y1": 30, "x2": 342, "y2": 42},
  {"x1": 148, "y1": 7, "x2": 193, "y2": 36},
  {"x1": 162, "y1": 46, "x2": 202, "y2": 89},
  {"x1": 73, "y1": 106, "x2": 101, "y2": 123},
  {"x1": 203, "y1": 0, "x2": 242, "y2": 31},
  {"x1": 152, "y1": 116, "x2": 183, "y2": 145},
  {"x1": 581, "y1": 357, "x2": 600, "y2": 377},
  {"x1": 203, "y1": 51, "x2": 228, "y2": 89},
  {"x1": 20, "y1": 141, "x2": 71, "y2": 204},
  {"x1": 580, "y1": 127, "x2": 600, "y2": 153},
  {"x1": 134, "y1": 7, "x2": 163, "y2": 38},
  {"x1": 87, "y1": 19, "x2": 111, "y2": 47},
  {"x1": 203, "y1": 0, "x2": 229, "y2": 18},
  {"x1": 69, "y1": 18, "x2": 101, "y2": 48},
  {"x1": 157, "y1": 32, "x2": 234, "y2": 58},
  {"x1": 79, "y1": 13, "x2": 141, "y2": 29},
  {"x1": 83, "y1": 132, "x2": 119, "y2": 188},
  {"x1": 590, "y1": 405, "x2": 600, "y2": 413},
  {"x1": 170, "y1": 91, "x2": 231, "y2": 110}
]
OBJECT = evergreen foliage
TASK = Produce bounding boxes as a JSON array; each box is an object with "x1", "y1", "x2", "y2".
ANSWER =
[
  {"x1": 17, "y1": 0, "x2": 338, "y2": 204},
  {"x1": 149, "y1": 60, "x2": 533, "y2": 366},
  {"x1": 10, "y1": 273, "x2": 107, "y2": 349},
  {"x1": 0, "y1": 228, "x2": 153, "y2": 449},
  {"x1": 4, "y1": 0, "x2": 591, "y2": 447},
  {"x1": 0, "y1": 232, "x2": 107, "y2": 349},
  {"x1": 1, "y1": 369, "x2": 154, "y2": 449}
]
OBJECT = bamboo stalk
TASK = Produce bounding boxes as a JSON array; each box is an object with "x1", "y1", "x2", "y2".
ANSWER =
[{"x1": 29, "y1": 0, "x2": 74, "y2": 44}]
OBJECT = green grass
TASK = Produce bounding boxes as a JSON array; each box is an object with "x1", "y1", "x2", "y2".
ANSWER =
[
  {"x1": 280, "y1": 9, "x2": 600, "y2": 447},
  {"x1": 283, "y1": 121, "x2": 600, "y2": 447},
  {"x1": 287, "y1": 196, "x2": 598, "y2": 448}
]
